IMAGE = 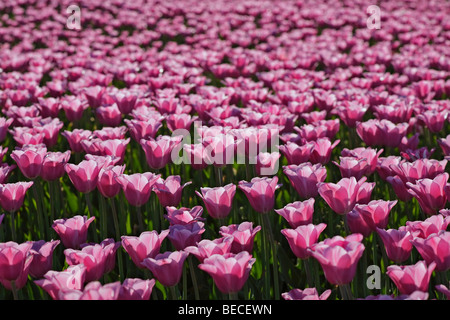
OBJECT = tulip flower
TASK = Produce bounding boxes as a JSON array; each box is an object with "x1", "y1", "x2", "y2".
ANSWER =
[
  {"x1": 97, "y1": 165, "x2": 126, "y2": 198},
  {"x1": 281, "y1": 223, "x2": 327, "y2": 259},
  {"x1": 121, "y1": 230, "x2": 170, "y2": 268},
  {"x1": 184, "y1": 236, "x2": 234, "y2": 263},
  {"x1": 405, "y1": 214, "x2": 450, "y2": 239},
  {"x1": 238, "y1": 176, "x2": 281, "y2": 214},
  {"x1": 219, "y1": 221, "x2": 261, "y2": 253},
  {"x1": 318, "y1": 177, "x2": 366, "y2": 215},
  {"x1": 115, "y1": 172, "x2": 160, "y2": 207},
  {"x1": 406, "y1": 172, "x2": 449, "y2": 215},
  {"x1": 52, "y1": 215, "x2": 95, "y2": 249},
  {"x1": 153, "y1": 176, "x2": 191, "y2": 208},
  {"x1": 40, "y1": 151, "x2": 71, "y2": 181},
  {"x1": 140, "y1": 135, "x2": 183, "y2": 170},
  {"x1": 282, "y1": 288, "x2": 331, "y2": 300},
  {"x1": 168, "y1": 221, "x2": 205, "y2": 250},
  {"x1": 195, "y1": 183, "x2": 236, "y2": 219},
  {"x1": 60, "y1": 281, "x2": 121, "y2": 300},
  {"x1": 376, "y1": 227, "x2": 414, "y2": 263},
  {"x1": 275, "y1": 198, "x2": 315, "y2": 228},
  {"x1": 118, "y1": 278, "x2": 156, "y2": 300},
  {"x1": 11, "y1": 146, "x2": 47, "y2": 179},
  {"x1": 198, "y1": 251, "x2": 256, "y2": 294},
  {"x1": 0, "y1": 241, "x2": 33, "y2": 292},
  {"x1": 164, "y1": 206, "x2": 204, "y2": 225},
  {"x1": 142, "y1": 250, "x2": 189, "y2": 287},
  {"x1": 411, "y1": 231, "x2": 450, "y2": 272},
  {"x1": 386, "y1": 261, "x2": 436, "y2": 295},
  {"x1": 283, "y1": 163, "x2": 327, "y2": 199},
  {"x1": 29, "y1": 240, "x2": 60, "y2": 278},
  {"x1": 34, "y1": 265, "x2": 87, "y2": 300},
  {"x1": 65, "y1": 160, "x2": 100, "y2": 194}
]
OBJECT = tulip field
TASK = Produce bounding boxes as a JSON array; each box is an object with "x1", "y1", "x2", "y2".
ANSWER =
[{"x1": 1, "y1": 0, "x2": 450, "y2": 301}]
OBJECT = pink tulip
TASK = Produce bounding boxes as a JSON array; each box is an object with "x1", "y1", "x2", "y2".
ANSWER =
[
  {"x1": 97, "y1": 165, "x2": 126, "y2": 198},
  {"x1": 283, "y1": 163, "x2": 327, "y2": 199},
  {"x1": 411, "y1": 231, "x2": 450, "y2": 272},
  {"x1": 0, "y1": 181, "x2": 34, "y2": 212},
  {"x1": 29, "y1": 240, "x2": 60, "y2": 278},
  {"x1": 184, "y1": 236, "x2": 234, "y2": 263},
  {"x1": 168, "y1": 221, "x2": 205, "y2": 250},
  {"x1": 255, "y1": 151, "x2": 281, "y2": 176},
  {"x1": 125, "y1": 118, "x2": 163, "y2": 142},
  {"x1": 60, "y1": 96, "x2": 88, "y2": 122},
  {"x1": 96, "y1": 105, "x2": 122, "y2": 127},
  {"x1": 238, "y1": 176, "x2": 281, "y2": 214},
  {"x1": 281, "y1": 223, "x2": 327, "y2": 259},
  {"x1": 11, "y1": 146, "x2": 47, "y2": 179},
  {"x1": 438, "y1": 134, "x2": 450, "y2": 156},
  {"x1": 198, "y1": 251, "x2": 255, "y2": 294},
  {"x1": 376, "y1": 156, "x2": 401, "y2": 181},
  {"x1": 275, "y1": 198, "x2": 315, "y2": 228},
  {"x1": 121, "y1": 230, "x2": 170, "y2": 268},
  {"x1": 0, "y1": 241, "x2": 33, "y2": 285},
  {"x1": 219, "y1": 221, "x2": 261, "y2": 253},
  {"x1": 352, "y1": 200, "x2": 398, "y2": 232},
  {"x1": 111, "y1": 90, "x2": 138, "y2": 115},
  {"x1": 333, "y1": 156, "x2": 370, "y2": 180},
  {"x1": 347, "y1": 209, "x2": 373, "y2": 237},
  {"x1": 118, "y1": 278, "x2": 156, "y2": 300},
  {"x1": 435, "y1": 282, "x2": 450, "y2": 300},
  {"x1": 65, "y1": 160, "x2": 100, "y2": 193},
  {"x1": 309, "y1": 138, "x2": 340, "y2": 165},
  {"x1": 166, "y1": 114, "x2": 198, "y2": 132},
  {"x1": 61, "y1": 129, "x2": 92, "y2": 153},
  {"x1": 282, "y1": 288, "x2": 331, "y2": 300},
  {"x1": 153, "y1": 176, "x2": 191, "y2": 208},
  {"x1": 52, "y1": 215, "x2": 95, "y2": 249},
  {"x1": 355, "y1": 180, "x2": 375, "y2": 204},
  {"x1": 407, "y1": 172, "x2": 448, "y2": 215},
  {"x1": 0, "y1": 117, "x2": 14, "y2": 143},
  {"x1": 332, "y1": 102, "x2": 368, "y2": 128},
  {"x1": 195, "y1": 183, "x2": 236, "y2": 219},
  {"x1": 164, "y1": 206, "x2": 204, "y2": 226},
  {"x1": 115, "y1": 172, "x2": 160, "y2": 207},
  {"x1": 376, "y1": 227, "x2": 414, "y2": 263},
  {"x1": 386, "y1": 261, "x2": 436, "y2": 295},
  {"x1": 417, "y1": 109, "x2": 448, "y2": 133},
  {"x1": 60, "y1": 281, "x2": 121, "y2": 300},
  {"x1": 308, "y1": 234, "x2": 365, "y2": 285},
  {"x1": 34, "y1": 265, "x2": 86, "y2": 300},
  {"x1": 64, "y1": 243, "x2": 111, "y2": 282},
  {"x1": 405, "y1": 214, "x2": 450, "y2": 239},
  {"x1": 142, "y1": 250, "x2": 189, "y2": 287},
  {"x1": 279, "y1": 141, "x2": 314, "y2": 165},
  {"x1": 140, "y1": 135, "x2": 183, "y2": 170},
  {"x1": 183, "y1": 144, "x2": 212, "y2": 170},
  {"x1": 318, "y1": 177, "x2": 367, "y2": 215},
  {"x1": 40, "y1": 151, "x2": 71, "y2": 181}
]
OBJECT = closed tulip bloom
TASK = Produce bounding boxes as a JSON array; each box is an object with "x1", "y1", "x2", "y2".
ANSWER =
[
  {"x1": 61, "y1": 97, "x2": 89, "y2": 122},
  {"x1": 125, "y1": 118, "x2": 163, "y2": 142},
  {"x1": 238, "y1": 176, "x2": 281, "y2": 214},
  {"x1": 282, "y1": 288, "x2": 332, "y2": 300},
  {"x1": 279, "y1": 141, "x2": 314, "y2": 165},
  {"x1": 97, "y1": 165, "x2": 126, "y2": 198},
  {"x1": 184, "y1": 236, "x2": 234, "y2": 263},
  {"x1": 282, "y1": 223, "x2": 327, "y2": 259},
  {"x1": 318, "y1": 177, "x2": 366, "y2": 215},
  {"x1": 64, "y1": 244, "x2": 110, "y2": 282},
  {"x1": 0, "y1": 163, "x2": 15, "y2": 185},
  {"x1": 255, "y1": 151, "x2": 281, "y2": 176},
  {"x1": 29, "y1": 240, "x2": 60, "y2": 278},
  {"x1": 84, "y1": 239, "x2": 120, "y2": 274},
  {"x1": 376, "y1": 227, "x2": 414, "y2": 263},
  {"x1": 153, "y1": 176, "x2": 191, "y2": 208},
  {"x1": 417, "y1": 109, "x2": 448, "y2": 133},
  {"x1": 40, "y1": 151, "x2": 71, "y2": 181},
  {"x1": 386, "y1": 261, "x2": 436, "y2": 295},
  {"x1": 115, "y1": 172, "x2": 160, "y2": 207},
  {"x1": 332, "y1": 102, "x2": 368, "y2": 128},
  {"x1": 196, "y1": 183, "x2": 236, "y2": 219},
  {"x1": 34, "y1": 265, "x2": 87, "y2": 300},
  {"x1": 94, "y1": 138, "x2": 130, "y2": 164},
  {"x1": 355, "y1": 180, "x2": 375, "y2": 205},
  {"x1": 407, "y1": 173, "x2": 449, "y2": 215},
  {"x1": 61, "y1": 129, "x2": 92, "y2": 153},
  {"x1": 353, "y1": 200, "x2": 398, "y2": 232},
  {"x1": 347, "y1": 209, "x2": 373, "y2": 237},
  {"x1": 140, "y1": 135, "x2": 183, "y2": 170},
  {"x1": 0, "y1": 117, "x2": 13, "y2": 143},
  {"x1": 142, "y1": 250, "x2": 189, "y2": 287},
  {"x1": 405, "y1": 214, "x2": 450, "y2": 239},
  {"x1": 111, "y1": 91, "x2": 138, "y2": 115},
  {"x1": 168, "y1": 222, "x2": 205, "y2": 250},
  {"x1": 95, "y1": 105, "x2": 122, "y2": 127},
  {"x1": 65, "y1": 160, "x2": 100, "y2": 193},
  {"x1": 166, "y1": 113, "x2": 198, "y2": 132},
  {"x1": 118, "y1": 278, "x2": 156, "y2": 300},
  {"x1": 333, "y1": 156, "x2": 370, "y2": 180},
  {"x1": 219, "y1": 221, "x2": 261, "y2": 253},
  {"x1": 11, "y1": 146, "x2": 47, "y2": 179},
  {"x1": 308, "y1": 234, "x2": 365, "y2": 285},
  {"x1": 283, "y1": 163, "x2": 327, "y2": 199},
  {"x1": 411, "y1": 231, "x2": 450, "y2": 272},
  {"x1": 164, "y1": 206, "x2": 204, "y2": 225},
  {"x1": 309, "y1": 138, "x2": 340, "y2": 165},
  {"x1": 121, "y1": 230, "x2": 170, "y2": 268},
  {"x1": 0, "y1": 181, "x2": 34, "y2": 212},
  {"x1": 183, "y1": 143, "x2": 212, "y2": 170},
  {"x1": 0, "y1": 241, "x2": 33, "y2": 282},
  {"x1": 275, "y1": 198, "x2": 315, "y2": 228},
  {"x1": 52, "y1": 215, "x2": 95, "y2": 249},
  {"x1": 376, "y1": 156, "x2": 401, "y2": 181},
  {"x1": 198, "y1": 251, "x2": 255, "y2": 294}
]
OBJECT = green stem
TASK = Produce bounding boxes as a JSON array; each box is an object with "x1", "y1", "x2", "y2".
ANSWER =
[
  {"x1": 110, "y1": 198, "x2": 124, "y2": 281},
  {"x1": 189, "y1": 256, "x2": 200, "y2": 300},
  {"x1": 170, "y1": 285, "x2": 178, "y2": 300},
  {"x1": 32, "y1": 183, "x2": 46, "y2": 240},
  {"x1": 9, "y1": 211, "x2": 16, "y2": 243},
  {"x1": 85, "y1": 192, "x2": 99, "y2": 243},
  {"x1": 99, "y1": 195, "x2": 107, "y2": 240},
  {"x1": 303, "y1": 258, "x2": 314, "y2": 288},
  {"x1": 229, "y1": 292, "x2": 238, "y2": 300},
  {"x1": 136, "y1": 205, "x2": 144, "y2": 233},
  {"x1": 258, "y1": 214, "x2": 270, "y2": 299},
  {"x1": 262, "y1": 213, "x2": 279, "y2": 300},
  {"x1": 11, "y1": 281, "x2": 18, "y2": 300}
]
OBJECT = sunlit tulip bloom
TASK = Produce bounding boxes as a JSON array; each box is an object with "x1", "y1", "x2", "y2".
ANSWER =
[
  {"x1": 52, "y1": 215, "x2": 95, "y2": 249},
  {"x1": 386, "y1": 261, "x2": 436, "y2": 295},
  {"x1": 196, "y1": 183, "x2": 236, "y2": 219},
  {"x1": 121, "y1": 230, "x2": 170, "y2": 268},
  {"x1": 142, "y1": 251, "x2": 189, "y2": 287}
]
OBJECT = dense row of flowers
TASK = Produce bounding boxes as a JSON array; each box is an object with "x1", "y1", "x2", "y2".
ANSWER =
[{"x1": 0, "y1": 0, "x2": 449, "y2": 300}]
